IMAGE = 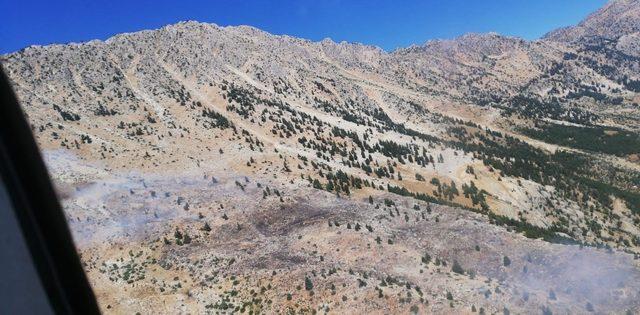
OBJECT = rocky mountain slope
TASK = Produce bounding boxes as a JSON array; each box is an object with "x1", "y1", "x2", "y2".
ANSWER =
[{"x1": 2, "y1": 0, "x2": 640, "y2": 313}]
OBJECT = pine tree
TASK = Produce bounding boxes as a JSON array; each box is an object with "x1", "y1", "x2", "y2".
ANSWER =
[{"x1": 304, "y1": 276, "x2": 313, "y2": 291}]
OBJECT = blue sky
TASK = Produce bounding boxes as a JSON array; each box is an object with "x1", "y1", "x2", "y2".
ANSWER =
[{"x1": 1, "y1": 0, "x2": 607, "y2": 54}]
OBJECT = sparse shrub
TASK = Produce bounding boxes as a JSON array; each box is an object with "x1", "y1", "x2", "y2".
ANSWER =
[
  {"x1": 452, "y1": 260, "x2": 464, "y2": 274},
  {"x1": 503, "y1": 256, "x2": 511, "y2": 267},
  {"x1": 586, "y1": 302, "x2": 594, "y2": 312}
]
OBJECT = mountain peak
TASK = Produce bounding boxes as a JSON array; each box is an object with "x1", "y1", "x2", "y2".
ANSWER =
[{"x1": 544, "y1": 0, "x2": 640, "y2": 42}]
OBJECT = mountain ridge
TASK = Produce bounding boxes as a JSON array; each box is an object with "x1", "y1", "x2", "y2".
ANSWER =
[{"x1": 4, "y1": 0, "x2": 630, "y2": 58}]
